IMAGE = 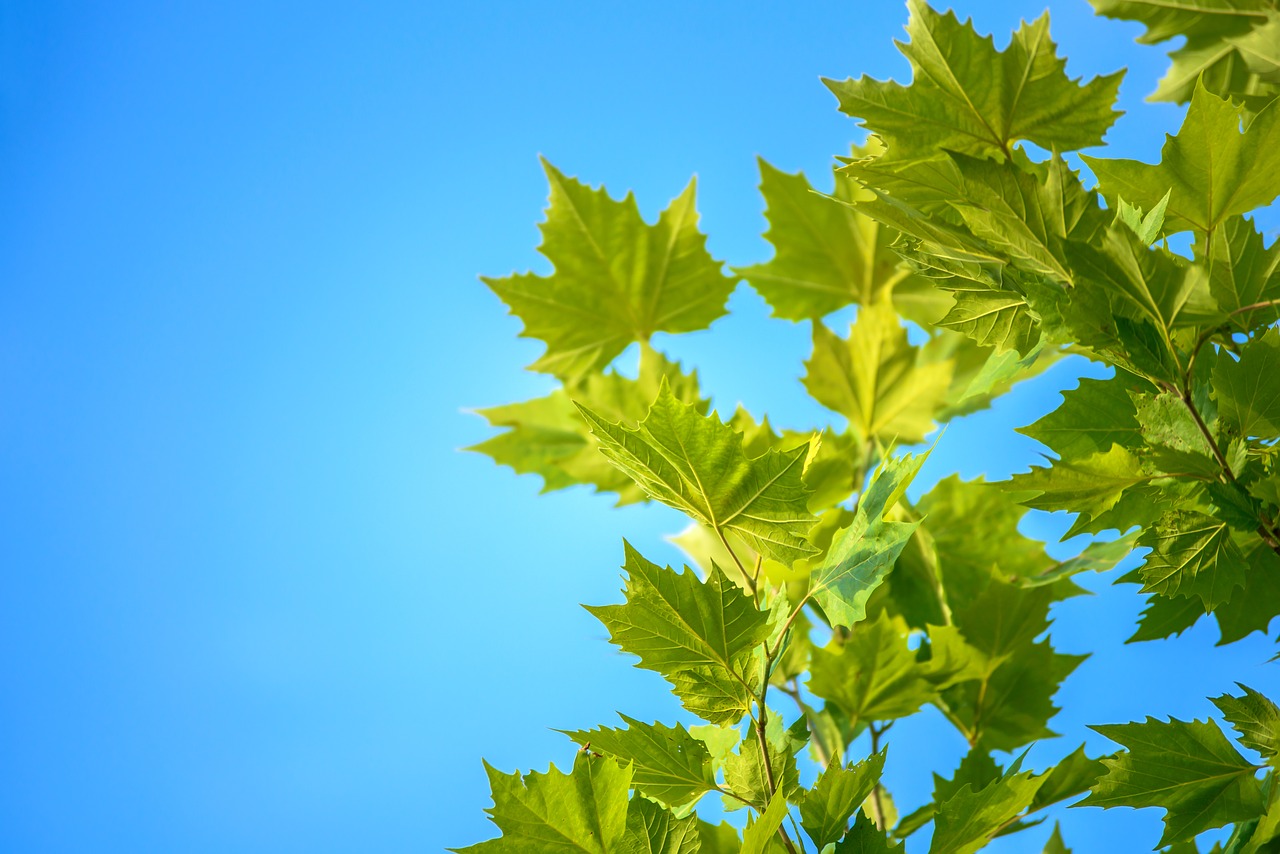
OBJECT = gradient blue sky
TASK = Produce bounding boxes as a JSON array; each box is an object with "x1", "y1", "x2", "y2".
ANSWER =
[{"x1": 3, "y1": 2, "x2": 1278, "y2": 852}]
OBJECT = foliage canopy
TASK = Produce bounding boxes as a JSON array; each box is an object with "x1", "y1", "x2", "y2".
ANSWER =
[{"x1": 463, "y1": 1, "x2": 1280, "y2": 850}]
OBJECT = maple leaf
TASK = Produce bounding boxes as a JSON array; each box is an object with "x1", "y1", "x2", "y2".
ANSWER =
[
  {"x1": 799, "y1": 751, "x2": 886, "y2": 849},
  {"x1": 453, "y1": 754, "x2": 632, "y2": 854},
  {"x1": 807, "y1": 452, "x2": 924, "y2": 629},
  {"x1": 1213, "y1": 327, "x2": 1280, "y2": 438},
  {"x1": 738, "y1": 155, "x2": 939, "y2": 322},
  {"x1": 1212, "y1": 683, "x2": 1280, "y2": 762},
  {"x1": 558, "y1": 715, "x2": 717, "y2": 808},
  {"x1": 804, "y1": 302, "x2": 954, "y2": 444},
  {"x1": 1137, "y1": 510, "x2": 1248, "y2": 608},
  {"x1": 485, "y1": 159, "x2": 736, "y2": 380},
  {"x1": 809, "y1": 612, "x2": 938, "y2": 727},
  {"x1": 930, "y1": 754, "x2": 1044, "y2": 854},
  {"x1": 1194, "y1": 216, "x2": 1280, "y2": 334},
  {"x1": 579, "y1": 381, "x2": 818, "y2": 565},
  {"x1": 1088, "y1": 0, "x2": 1278, "y2": 103},
  {"x1": 1082, "y1": 717, "x2": 1266, "y2": 845},
  {"x1": 1083, "y1": 82, "x2": 1280, "y2": 236},
  {"x1": 825, "y1": 0, "x2": 1123, "y2": 161},
  {"x1": 469, "y1": 346, "x2": 707, "y2": 504},
  {"x1": 586, "y1": 543, "x2": 769, "y2": 725},
  {"x1": 622, "y1": 796, "x2": 701, "y2": 854}
]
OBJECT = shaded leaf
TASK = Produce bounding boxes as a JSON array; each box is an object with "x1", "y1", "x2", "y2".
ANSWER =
[{"x1": 1082, "y1": 717, "x2": 1265, "y2": 846}]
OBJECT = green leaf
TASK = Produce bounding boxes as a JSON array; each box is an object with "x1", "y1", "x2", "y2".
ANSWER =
[
  {"x1": 1137, "y1": 511, "x2": 1248, "y2": 608},
  {"x1": 1213, "y1": 327, "x2": 1280, "y2": 439},
  {"x1": 804, "y1": 302, "x2": 954, "y2": 444},
  {"x1": 1132, "y1": 391, "x2": 1221, "y2": 478},
  {"x1": 559, "y1": 716, "x2": 717, "y2": 807},
  {"x1": 799, "y1": 751, "x2": 887, "y2": 849},
  {"x1": 810, "y1": 612, "x2": 937, "y2": 726},
  {"x1": 1082, "y1": 717, "x2": 1266, "y2": 846},
  {"x1": 695, "y1": 821, "x2": 740, "y2": 854},
  {"x1": 1116, "y1": 190, "x2": 1171, "y2": 245},
  {"x1": 740, "y1": 789, "x2": 791, "y2": 854},
  {"x1": 836, "y1": 811, "x2": 904, "y2": 852},
  {"x1": 579, "y1": 381, "x2": 818, "y2": 564},
  {"x1": 724, "y1": 735, "x2": 800, "y2": 813},
  {"x1": 930, "y1": 753, "x2": 1044, "y2": 854},
  {"x1": 1194, "y1": 216, "x2": 1280, "y2": 334},
  {"x1": 1043, "y1": 823, "x2": 1070, "y2": 854},
  {"x1": 1008, "y1": 445, "x2": 1154, "y2": 531},
  {"x1": 586, "y1": 543, "x2": 769, "y2": 725},
  {"x1": 1212, "y1": 683, "x2": 1280, "y2": 760},
  {"x1": 738, "y1": 156, "x2": 929, "y2": 321},
  {"x1": 824, "y1": 0, "x2": 1123, "y2": 161},
  {"x1": 621, "y1": 796, "x2": 702, "y2": 854},
  {"x1": 485, "y1": 160, "x2": 736, "y2": 379},
  {"x1": 1127, "y1": 588, "x2": 1205, "y2": 643},
  {"x1": 1030, "y1": 745, "x2": 1108, "y2": 812},
  {"x1": 470, "y1": 347, "x2": 707, "y2": 504},
  {"x1": 687, "y1": 725, "x2": 740, "y2": 773},
  {"x1": 1066, "y1": 224, "x2": 1214, "y2": 334},
  {"x1": 1082, "y1": 82, "x2": 1280, "y2": 236},
  {"x1": 454, "y1": 754, "x2": 632, "y2": 854},
  {"x1": 1087, "y1": 0, "x2": 1276, "y2": 103},
  {"x1": 1019, "y1": 375, "x2": 1142, "y2": 463},
  {"x1": 1213, "y1": 540, "x2": 1280, "y2": 644},
  {"x1": 808, "y1": 454, "x2": 924, "y2": 629},
  {"x1": 937, "y1": 289, "x2": 1038, "y2": 355}
]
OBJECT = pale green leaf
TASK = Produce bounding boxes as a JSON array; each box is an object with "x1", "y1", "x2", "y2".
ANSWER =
[
  {"x1": 586, "y1": 543, "x2": 769, "y2": 725},
  {"x1": 454, "y1": 755, "x2": 632, "y2": 854},
  {"x1": 485, "y1": 160, "x2": 736, "y2": 379},
  {"x1": 1082, "y1": 82, "x2": 1280, "y2": 235},
  {"x1": 724, "y1": 736, "x2": 800, "y2": 813},
  {"x1": 470, "y1": 347, "x2": 706, "y2": 504},
  {"x1": 738, "y1": 156, "x2": 928, "y2": 321},
  {"x1": 808, "y1": 454, "x2": 924, "y2": 629},
  {"x1": 559, "y1": 716, "x2": 717, "y2": 807},
  {"x1": 621, "y1": 796, "x2": 702, "y2": 854},
  {"x1": 804, "y1": 302, "x2": 953, "y2": 444},
  {"x1": 740, "y1": 789, "x2": 791, "y2": 854},
  {"x1": 579, "y1": 382, "x2": 818, "y2": 564},
  {"x1": 825, "y1": 0, "x2": 1123, "y2": 161}
]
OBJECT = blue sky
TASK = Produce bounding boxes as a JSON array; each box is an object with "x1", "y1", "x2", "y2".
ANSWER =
[{"x1": 2, "y1": 1, "x2": 1278, "y2": 851}]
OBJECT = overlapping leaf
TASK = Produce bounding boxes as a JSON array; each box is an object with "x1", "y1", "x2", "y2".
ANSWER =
[
  {"x1": 470, "y1": 347, "x2": 706, "y2": 503},
  {"x1": 454, "y1": 755, "x2": 632, "y2": 854},
  {"x1": 807, "y1": 453, "x2": 924, "y2": 629},
  {"x1": 738, "y1": 156, "x2": 940, "y2": 322},
  {"x1": 804, "y1": 302, "x2": 953, "y2": 444},
  {"x1": 930, "y1": 755, "x2": 1044, "y2": 854},
  {"x1": 1083, "y1": 83, "x2": 1280, "y2": 236},
  {"x1": 586, "y1": 544, "x2": 769, "y2": 725},
  {"x1": 1082, "y1": 717, "x2": 1266, "y2": 845},
  {"x1": 800, "y1": 751, "x2": 887, "y2": 849},
  {"x1": 559, "y1": 715, "x2": 717, "y2": 807},
  {"x1": 579, "y1": 382, "x2": 817, "y2": 564}
]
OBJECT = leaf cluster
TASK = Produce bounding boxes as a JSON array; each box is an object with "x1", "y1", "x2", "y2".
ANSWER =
[{"x1": 460, "y1": 1, "x2": 1280, "y2": 851}]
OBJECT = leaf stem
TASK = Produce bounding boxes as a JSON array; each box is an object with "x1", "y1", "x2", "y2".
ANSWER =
[{"x1": 868, "y1": 722, "x2": 892, "y2": 829}]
